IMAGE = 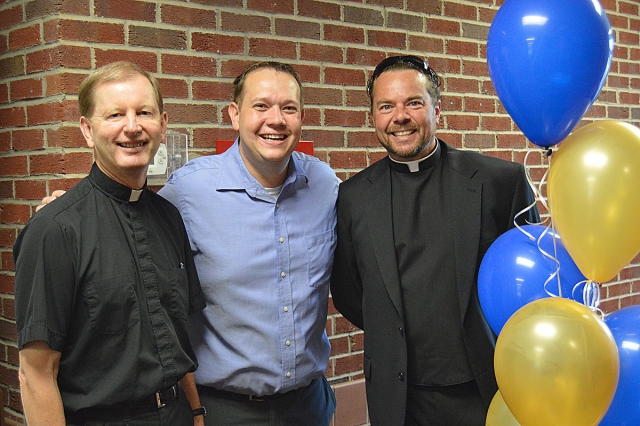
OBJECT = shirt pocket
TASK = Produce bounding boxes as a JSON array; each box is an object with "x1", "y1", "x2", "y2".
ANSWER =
[
  {"x1": 84, "y1": 274, "x2": 141, "y2": 335},
  {"x1": 305, "y1": 229, "x2": 336, "y2": 288}
]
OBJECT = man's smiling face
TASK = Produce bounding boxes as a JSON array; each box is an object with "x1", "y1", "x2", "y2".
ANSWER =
[
  {"x1": 229, "y1": 67, "x2": 304, "y2": 180},
  {"x1": 371, "y1": 69, "x2": 441, "y2": 162},
  {"x1": 80, "y1": 73, "x2": 168, "y2": 188}
]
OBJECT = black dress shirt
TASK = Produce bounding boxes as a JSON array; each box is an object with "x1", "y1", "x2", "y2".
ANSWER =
[
  {"x1": 390, "y1": 143, "x2": 474, "y2": 386},
  {"x1": 14, "y1": 163, "x2": 205, "y2": 412}
]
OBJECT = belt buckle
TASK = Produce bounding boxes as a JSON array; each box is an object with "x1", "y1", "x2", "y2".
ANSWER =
[
  {"x1": 249, "y1": 395, "x2": 265, "y2": 402},
  {"x1": 155, "y1": 391, "x2": 166, "y2": 409},
  {"x1": 156, "y1": 385, "x2": 177, "y2": 409}
]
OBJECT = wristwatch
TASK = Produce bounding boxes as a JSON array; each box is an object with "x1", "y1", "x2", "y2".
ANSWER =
[{"x1": 192, "y1": 406, "x2": 207, "y2": 417}]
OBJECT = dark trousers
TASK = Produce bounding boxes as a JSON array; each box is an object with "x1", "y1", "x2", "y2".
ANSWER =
[
  {"x1": 404, "y1": 380, "x2": 487, "y2": 426},
  {"x1": 66, "y1": 386, "x2": 193, "y2": 426},
  {"x1": 197, "y1": 377, "x2": 336, "y2": 426}
]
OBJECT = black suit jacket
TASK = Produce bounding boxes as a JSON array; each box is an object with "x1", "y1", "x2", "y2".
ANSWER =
[{"x1": 330, "y1": 141, "x2": 539, "y2": 426}]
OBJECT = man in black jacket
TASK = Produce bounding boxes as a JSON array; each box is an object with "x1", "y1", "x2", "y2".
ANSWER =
[{"x1": 330, "y1": 55, "x2": 539, "y2": 426}]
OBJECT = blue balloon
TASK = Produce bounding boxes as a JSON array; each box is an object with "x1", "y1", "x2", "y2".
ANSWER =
[
  {"x1": 479, "y1": 224, "x2": 586, "y2": 335},
  {"x1": 487, "y1": 0, "x2": 614, "y2": 147},
  {"x1": 601, "y1": 305, "x2": 640, "y2": 425}
]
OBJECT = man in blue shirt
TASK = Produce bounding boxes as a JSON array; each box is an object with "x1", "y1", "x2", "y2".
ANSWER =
[{"x1": 159, "y1": 62, "x2": 338, "y2": 425}]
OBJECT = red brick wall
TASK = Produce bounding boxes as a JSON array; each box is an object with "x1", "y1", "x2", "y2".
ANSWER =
[{"x1": 1, "y1": 0, "x2": 639, "y2": 422}]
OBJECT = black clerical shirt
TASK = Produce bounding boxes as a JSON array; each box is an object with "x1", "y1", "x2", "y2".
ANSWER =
[
  {"x1": 389, "y1": 143, "x2": 474, "y2": 386},
  {"x1": 14, "y1": 163, "x2": 205, "y2": 412}
]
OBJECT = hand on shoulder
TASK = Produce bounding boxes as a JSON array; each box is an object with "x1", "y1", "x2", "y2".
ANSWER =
[{"x1": 36, "y1": 190, "x2": 67, "y2": 212}]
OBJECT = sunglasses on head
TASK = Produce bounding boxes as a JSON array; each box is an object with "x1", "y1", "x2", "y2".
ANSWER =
[{"x1": 366, "y1": 55, "x2": 440, "y2": 97}]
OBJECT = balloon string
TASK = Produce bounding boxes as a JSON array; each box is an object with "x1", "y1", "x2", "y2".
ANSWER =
[
  {"x1": 535, "y1": 149, "x2": 552, "y2": 213},
  {"x1": 539, "y1": 224, "x2": 563, "y2": 298},
  {"x1": 514, "y1": 149, "x2": 537, "y2": 237},
  {"x1": 515, "y1": 148, "x2": 551, "y2": 237},
  {"x1": 578, "y1": 279, "x2": 603, "y2": 317},
  {"x1": 519, "y1": 148, "x2": 564, "y2": 298},
  {"x1": 518, "y1": 148, "x2": 602, "y2": 315},
  {"x1": 541, "y1": 149, "x2": 563, "y2": 297}
]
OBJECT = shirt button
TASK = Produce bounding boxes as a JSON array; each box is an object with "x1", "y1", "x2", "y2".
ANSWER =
[
  {"x1": 283, "y1": 306, "x2": 289, "y2": 312},
  {"x1": 285, "y1": 340, "x2": 291, "y2": 346},
  {"x1": 281, "y1": 271, "x2": 286, "y2": 278},
  {"x1": 279, "y1": 237, "x2": 284, "y2": 243},
  {"x1": 276, "y1": 203, "x2": 280, "y2": 209},
  {"x1": 398, "y1": 372, "x2": 404, "y2": 381},
  {"x1": 399, "y1": 327, "x2": 404, "y2": 336},
  {"x1": 286, "y1": 372, "x2": 291, "y2": 378}
]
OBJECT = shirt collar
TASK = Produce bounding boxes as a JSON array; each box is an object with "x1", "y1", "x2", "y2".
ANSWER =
[
  {"x1": 217, "y1": 138, "x2": 308, "y2": 198},
  {"x1": 89, "y1": 163, "x2": 147, "y2": 203},
  {"x1": 388, "y1": 139, "x2": 441, "y2": 173}
]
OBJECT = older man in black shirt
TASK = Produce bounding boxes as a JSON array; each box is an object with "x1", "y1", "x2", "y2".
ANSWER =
[{"x1": 13, "y1": 62, "x2": 206, "y2": 425}]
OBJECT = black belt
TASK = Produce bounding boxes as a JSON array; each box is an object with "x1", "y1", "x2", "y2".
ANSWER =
[
  {"x1": 154, "y1": 384, "x2": 179, "y2": 408},
  {"x1": 65, "y1": 383, "x2": 180, "y2": 423},
  {"x1": 198, "y1": 378, "x2": 316, "y2": 403}
]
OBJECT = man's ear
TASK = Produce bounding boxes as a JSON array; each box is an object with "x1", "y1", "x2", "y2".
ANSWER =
[
  {"x1": 228, "y1": 102, "x2": 240, "y2": 131},
  {"x1": 79, "y1": 116, "x2": 94, "y2": 149},
  {"x1": 433, "y1": 100, "x2": 442, "y2": 126},
  {"x1": 160, "y1": 111, "x2": 168, "y2": 140}
]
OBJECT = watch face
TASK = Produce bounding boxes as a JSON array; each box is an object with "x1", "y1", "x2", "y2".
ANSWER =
[{"x1": 193, "y1": 406, "x2": 206, "y2": 417}]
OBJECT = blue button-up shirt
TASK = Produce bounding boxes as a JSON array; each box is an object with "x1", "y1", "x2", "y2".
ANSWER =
[{"x1": 159, "y1": 140, "x2": 338, "y2": 395}]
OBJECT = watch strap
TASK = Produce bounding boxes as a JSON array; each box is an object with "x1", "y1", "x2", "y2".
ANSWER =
[{"x1": 192, "y1": 406, "x2": 207, "y2": 417}]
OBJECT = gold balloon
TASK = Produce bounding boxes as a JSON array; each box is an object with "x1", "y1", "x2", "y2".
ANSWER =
[
  {"x1": 547, "y1": 120, "x2": 640, "y2": 283},
  {"x1": 495, "y1": 298, "x2": 619, "y2": 426},
  {"x1": 486, "y1": 390, "x2": 521, "y2": 426}
]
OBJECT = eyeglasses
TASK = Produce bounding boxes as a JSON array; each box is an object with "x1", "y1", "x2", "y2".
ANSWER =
[{"x1": 366, "y1": 55, "x2": 440, "y2": 97}]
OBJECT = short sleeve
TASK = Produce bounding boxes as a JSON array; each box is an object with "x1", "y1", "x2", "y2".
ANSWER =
[{"x1": 14, "y1": 216, "x2": 76, "y2": 351}]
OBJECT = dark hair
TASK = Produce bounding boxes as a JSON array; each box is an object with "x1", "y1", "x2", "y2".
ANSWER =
[
  {"x1": 78, "y1": 61, "x2": 163, "y2": 118},
  {"x1": 232, "y1": 61, "x2": 304, "y2": 108},
  {"x1": 367, "y1": 55, "x2": 441, "y2": 109}
]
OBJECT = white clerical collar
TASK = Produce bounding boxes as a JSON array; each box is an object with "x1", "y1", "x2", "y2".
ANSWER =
[
  {"x1": 129, "y1": 189, "x2": 143, "y2": 202},
  {"x1": 388, "y1": 140, "x2": 439, "y2": 173}
]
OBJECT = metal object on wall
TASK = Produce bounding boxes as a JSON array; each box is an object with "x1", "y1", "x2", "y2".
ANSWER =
[{"x1": 148, "y1": 130, "x2": 189, "y2": 186}]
